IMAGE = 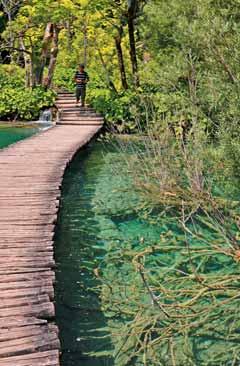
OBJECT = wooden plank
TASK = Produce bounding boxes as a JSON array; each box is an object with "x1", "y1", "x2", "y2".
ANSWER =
[
  {"x1": 0, "y1": 285, "x2": 54, "y2": 300},
  {"x1": 0, "y1": 316, "x2": 48, "y2": 329},
  {"x1": 0, "y1": 294, "x2": 51, "y2": 310},
  {"x1": 0, "y1": 350, "x2": 59, "y2": 366},
  {"x1": 0, "y1": 267, "x2": 54, "y2": 275},
  {"x1": 0, "y1": 302, "x2": 55, "y2": 319},
  {"x1": 0, "y1": 324, "x2": 58, "y2": 342},
  {"x1": 0, "y1": 260, "x2": 55, "y2": 269},
  {"x1": 0, "y1": 249, "x2": 53, "y2": 256},
  {"x1": 0, "y1": 333, "x2": 60, "y2": 358},
  {"x1": 0, "y1": 272, "x2": 54, "y2": 283},
  {"x1": 0, "y1": 278, "x2": 53, "y2": 291},
  {"x1": 58, "y1": 122, "x2": 103, "y2": 126}
]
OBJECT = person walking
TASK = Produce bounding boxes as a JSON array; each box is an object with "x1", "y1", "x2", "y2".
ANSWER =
[{"x1": 74, "y1": 64, "x2": 89, "y2": 107}]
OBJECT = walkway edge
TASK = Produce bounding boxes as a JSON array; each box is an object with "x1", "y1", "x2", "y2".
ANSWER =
[{"x1": 0, "y1": 118, "x2": 102, "y2": 365}]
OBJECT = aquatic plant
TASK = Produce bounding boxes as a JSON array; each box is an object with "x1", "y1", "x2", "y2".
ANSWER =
[{"x1": 91, "y1": 132, "x2": 240, "y2": 366}]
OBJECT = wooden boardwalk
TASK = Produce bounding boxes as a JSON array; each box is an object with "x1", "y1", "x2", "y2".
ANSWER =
[
  {"x1": 0, "y1": 93, "x2": 103, "y2": 366},
  {"x1": 56, "y1": 92, "x2": 104, "y2": 126}
]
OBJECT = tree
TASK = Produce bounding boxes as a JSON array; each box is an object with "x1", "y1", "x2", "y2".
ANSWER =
[
  {"x1": 2, "y1": 0, "x2": 77, "y2": 87},
  {"x1": 36, "y1": 22, "x2": 54, "y2": 85},
  {"x1": 126, "y1": 0, "x2": 147, "y2": 87},
  {"x1": 1, "y1": 0, "x2": 22, "y2": 61},
  {"x1": 114, "y1": 23, "x2": 128, "y2": 89},
  {"x1": 127, "y1": 0, "x2": 139, "y2": 86},
  {"x1": 46, "y1": 24, "x2": 62, "y2": 88}
]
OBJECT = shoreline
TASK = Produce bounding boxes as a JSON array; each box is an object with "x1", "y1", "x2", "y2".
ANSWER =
[{"x1": 0, "y1": 121, "x2": 54, "y2": 129}]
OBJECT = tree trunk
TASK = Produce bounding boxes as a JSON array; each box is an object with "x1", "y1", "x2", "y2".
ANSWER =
[
  {"x1": 97, "y1": 47, "x2": 117, "y2": 93},
  {"x1": 36, "y1": 22, "x2": 53, "y2": 85},
  {"x1": 127, "y1": 1, "x2": 140, "y2": 87},
  {"x1": 46, "y1": 24, "x2": 60, "y2": 88},
  {"x1": 19, "y1": 36, "x2": 34, "y2": 88},
  {"x1": 83, "y1": 17, "x2": 88, "y2": 66},
  {"x1": 115, "y1": 26, "x2": 128, "y2": 90},
  {"x1": 65, "y1": 20, "x2": 73, "y2": 52},
  {"x1": 1, "y1": 0, "x2": 22, "y2": 62},
  {"x1": 1, "y1": 0, "x2": 13, "y2": 52}
]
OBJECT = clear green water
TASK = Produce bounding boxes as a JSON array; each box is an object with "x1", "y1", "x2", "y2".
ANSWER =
[
  {"x1": 0, "y1": 126, "x2": 39, "y2": 149},
  {"x1": 55, "y1": 143, "x2": 113, "y2": 366},
  {"x1": 54, "y1": 141, "x2": 162, "y2": 366}
]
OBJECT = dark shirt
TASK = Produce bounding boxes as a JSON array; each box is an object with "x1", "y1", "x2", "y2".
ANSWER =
[{"x1": 75, "y1": 71, "x2": 89, "y2": 88}]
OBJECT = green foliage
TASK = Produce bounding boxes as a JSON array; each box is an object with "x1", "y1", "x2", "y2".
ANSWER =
[
  {"x1": 0, "y1": 86, "x2": 56, "y2": 120},
  {"x1": 217, "y1": 120, "x2": 240, "y2": 185},
  {"x1": 89, "y1": 88, "x2": 158, "y2": 132},
  {"x1": 53, "y1": 64, "x2": 75, "y2": 92},
  {"x1": 136, "y1": 0, "x2": 240, "y2": 137},
  {"x1": 0, "y1": 65, "x2": 55, "y2": 120},
  {"x1": 2, "y1": 0, "x2": 240, "y2": 135},
  {"x1": 0, "y1": 64, "x2": 25, "y2": 88}
]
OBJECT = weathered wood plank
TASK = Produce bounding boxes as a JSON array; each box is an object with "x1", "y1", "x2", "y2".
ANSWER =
[
  {"x1": 0, "y1": 350, "x2": 59, "y2": 366},
  {"x1": 0, "y1": 272, "x2": 54, "y2": 283},
  {"x1": 0, "y1": 286, "x2": 54, "y2": 300},
  {"x1": 0, "y1": 268, "x2": 53, "y2": 275},
  {"x1": 0, "y1": 333, "x2": 60, "y2": 358},
  {"x1": 0, "y1": 294, "x2": 50, "y2": 310},
  {"x1": 0, "y1": 316, "x2": 48, "y2": 329},
  {"x1": 0, "y1": 324, "x2": 58, "y2": 342}
]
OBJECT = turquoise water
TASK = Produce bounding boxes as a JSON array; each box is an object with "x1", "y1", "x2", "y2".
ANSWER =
[
  {"x1": 54, "y1": 139, "x2": 240, "y2": 366},
  {"x1": 54, "y1": 141, "x2": 163, "y2": 365},
  {"x1": 54, "y1": 143, "x2": 113, "y2": 366},
  {"x1": 0, "y1": 126, "x2": 39, "y2": 149}
]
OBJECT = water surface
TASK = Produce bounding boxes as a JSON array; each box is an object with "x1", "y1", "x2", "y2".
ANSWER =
[
  {"x1": 55, "y1": 143, "x2": 113, "y2": 366},
  {"x1": 54, "y1": 137, "x2": 240, "y2": 366},
  {"x1": 0, "y1": 125, "x2": 40, "y2": 149},
  {"x1": 54, "y1": 141, "x2": 161, "y2": 366}
]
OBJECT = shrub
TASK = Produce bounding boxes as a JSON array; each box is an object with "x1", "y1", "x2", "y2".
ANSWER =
[
  {"x1": 0, "y1": 86, "x2": 56, "y2": 121},
  {"x1": 88, "y1": 85, "x2": 213, "y2": 135},
  {"x1": 53, "y1": 64, "x2": 75, "y2": 92},
  {"x1": 0, "y1": 65, "x2": 56, "y2": 121},
  {"x1": 0, "y1": 64, "x2": 25, "y2": 88},
  {"x1": 88, "y1": 88, "x2": 159, "y2": 133}
]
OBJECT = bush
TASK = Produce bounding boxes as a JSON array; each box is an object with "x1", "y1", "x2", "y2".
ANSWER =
[
  {"x1": 0, "y1": 86, "x2": 56, "y2": 121},
  {"x1": 0, "y1": 64, "x2": 25, "y2": 88},
  {"x1": 0, "y1": 65, "x2": 56, "y2": 121},
  {"x1": 88, "y1": 88, "x2": 159, "y2": 133},
  {"x1": 53, "y1": 64, "x2": 76, "y2": 92}
]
